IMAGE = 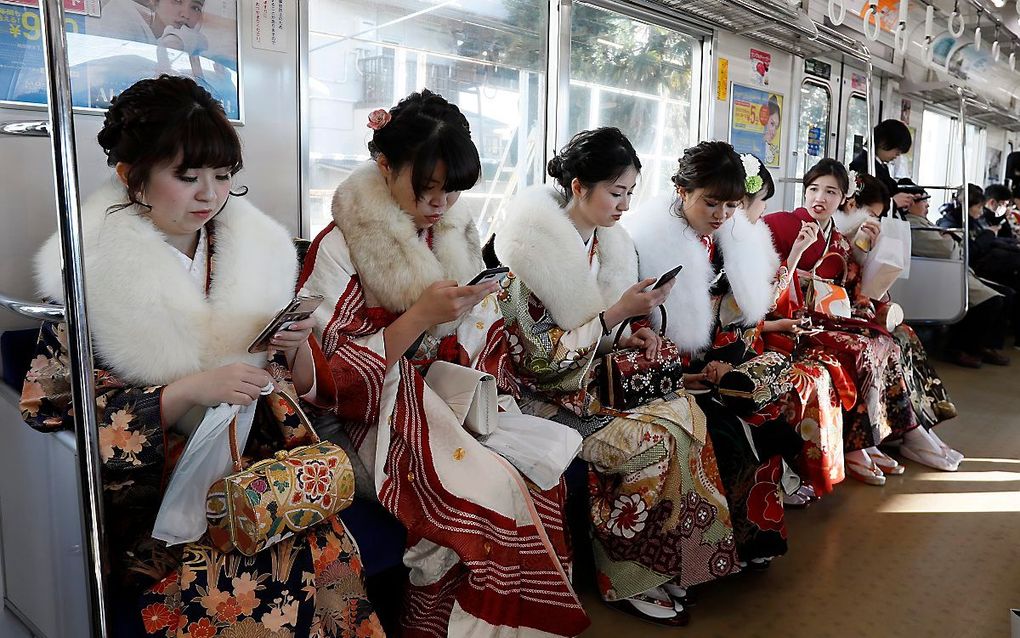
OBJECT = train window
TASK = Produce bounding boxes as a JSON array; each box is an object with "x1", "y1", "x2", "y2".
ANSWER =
[
  {"x1": 568, "y1": 2, "x2": 702, "y2": 204},
  {"x1": 794, "y1": 80, "x2": 832, "y2": 207},
  {"x1": 843, "y1": 93, "x2": 869, "y2": 166},
  {"x1": 306, "y1": 0, "x2": 548, "y2": 236},
  {"x1": 919, "y1": 109, "x2": 987, "y2": 210}
]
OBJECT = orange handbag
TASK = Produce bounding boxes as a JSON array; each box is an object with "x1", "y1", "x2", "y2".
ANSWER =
[
  {"x1": 206, "y1": 391, "x2": 355, "y2": 556},
  {"x1": 803, "y1": 252, "x2": 852, "y2": 319}
]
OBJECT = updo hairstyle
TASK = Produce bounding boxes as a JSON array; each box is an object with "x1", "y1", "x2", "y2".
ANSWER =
[
  {"x1": 98, "y1": 74, "x2": 243, "y2": 210},
  {"x1": 671, "y1": 140, "x2": 746, "y2": 206},
  {"x1": 843, "y1": 172, "x2": 889, "y2": 214},
  {"x1": 746, "y1": 154, "x2": 775, "y2": 201},
  {"x1": 802, "y1": 158, "x2": 850, "y2": 195},
  {"x1": 546, "y1": 127, "x2": 641, "y2": 201},
  {"x1": 368, "y1": 89, "x2": 481, "y2": 199}
]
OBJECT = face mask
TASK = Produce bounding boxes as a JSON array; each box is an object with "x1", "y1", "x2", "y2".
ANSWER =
[{"x1": 996, "y1": 204, "x2": 1008, "y2": 217}]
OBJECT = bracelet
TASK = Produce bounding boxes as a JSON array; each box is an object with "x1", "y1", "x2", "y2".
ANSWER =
[{"x1": 598, "y1": 311, "x2": 611, "y2": 336}]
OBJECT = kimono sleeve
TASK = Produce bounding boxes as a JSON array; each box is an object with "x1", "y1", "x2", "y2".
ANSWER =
[
  {"x1": 298, "y1": 228, "x2": 389, "y2": 427},
  {"x1": 19, "y1": 322, "x2": 169, "y2": 477},
  {"x1": 497, "y1": 273, "x2": 603, "y2": 394}
]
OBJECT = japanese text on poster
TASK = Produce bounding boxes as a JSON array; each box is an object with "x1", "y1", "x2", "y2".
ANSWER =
[{"x1": 253, "y1": 0, "x2": 287, "y2": 53}]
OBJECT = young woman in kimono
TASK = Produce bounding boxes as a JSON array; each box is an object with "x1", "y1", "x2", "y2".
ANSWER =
[
  {"x1": 19, "y1": 76, "x2": 382, "y2": 637},
  {"x1": 832, "y1": 172, "x2": 957, "y2": 457},
  {"x1": 493, "y1": 128, "x2": 739, "y2": 627},
  {"x1": 626, "y1": 141, "x2": 788, "y2": 570},
  {"x1": 763, "y1": 159, "x2": 962, "y2": 485},
  {"x1": 714, "y1": 156, "x2": 849, "y2": 503},
  {"x1": 297, "y1": 90, "x2": 589, "y2": 638}
]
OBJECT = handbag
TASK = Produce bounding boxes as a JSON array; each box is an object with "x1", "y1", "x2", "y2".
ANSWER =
[
  {"x1": 206, "y1": 391, "x2": 355, "y2": 556},
  {"x1": 596, "y1": 306, "x2": 685, "y2": 411},
  {"x1": 803, "y1": 251, "x2": 852, "y2": 319},
  {"x1": 424, "y1": 360, "x2": 498, "y2": 436},
  {"x1": 716, "y1": 352, "x2": 794, "y2": 417}
]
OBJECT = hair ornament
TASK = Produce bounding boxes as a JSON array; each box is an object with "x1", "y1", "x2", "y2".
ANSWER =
[
  {"x1": 847, "y1": 169, "x2": 862, "y2": 196},
  {"x1": 367, "y1": 108, "x2": 392, "y2": 131},
  {"x1": 740, "y1": 153, "x2": 764, "y2": 194}
]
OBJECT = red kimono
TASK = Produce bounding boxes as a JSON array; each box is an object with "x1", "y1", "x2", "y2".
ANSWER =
[{"x1": 764, "y1": 208, "x2": 917, "y2": 451}]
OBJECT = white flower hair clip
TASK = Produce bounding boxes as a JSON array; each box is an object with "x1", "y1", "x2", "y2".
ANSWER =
[
  {"x1": 846, "y1": 169, "x2": 862, "y2": 197},
  {"x1": 740, "y1": 153, "x2": 764, "y2": 195}
]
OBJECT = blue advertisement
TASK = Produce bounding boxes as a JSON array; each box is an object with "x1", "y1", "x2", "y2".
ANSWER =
[
  {"x1": 0, "y1": 1, "x2": 239, "y2": 119},
  {"x1": 729, "y1": 83, "x2": 783, "y2": 168}
]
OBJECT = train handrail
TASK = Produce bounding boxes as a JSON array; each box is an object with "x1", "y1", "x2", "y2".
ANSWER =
[
  {"x1": 0, "y1": 292, "x2": 65, "y2": 322},
  {"x1": 37, "y1": 1, "x2": 109, "y2": 636}
]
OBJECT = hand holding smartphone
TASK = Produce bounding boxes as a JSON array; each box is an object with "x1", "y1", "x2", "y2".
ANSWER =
[
  {"x1": 467, "y1": 266, "x2": 510, "y2": 287},
  {"x1": 651, "y1": 264, "x2": 683, "y2": 290},
  {"x1": 247, "y1": 295, "x2": 324, "y2": 353}
]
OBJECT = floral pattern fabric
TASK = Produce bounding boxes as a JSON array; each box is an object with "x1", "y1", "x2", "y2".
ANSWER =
[
  {"x1": 764, "y1": 208, "x2": 929, "y2": 450},
  {"x1": 499, "y1": 273, "x2": 739, "y2": 600},
  {"x1": 19, "y1": 322, "x2": 382, "y2": 637}
]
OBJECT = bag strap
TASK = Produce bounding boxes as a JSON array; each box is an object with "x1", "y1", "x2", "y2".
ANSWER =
[
  {"x1": 611, "y1": 305, "x2": 668, "y2": 348},
  {"x1": 225, "y1": 390, "x2": 321, "y2": 473}
]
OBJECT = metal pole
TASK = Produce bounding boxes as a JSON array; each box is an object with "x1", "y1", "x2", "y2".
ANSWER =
[
  {"x1": 38, "y1": 1, "x2": 108, "y2": 635},
  {"x1": 865, "y1": 58, "x2": 875, "y2": 176},
  {"x1": 957, "y1": 86, "x2": 970, "y2": 321}
]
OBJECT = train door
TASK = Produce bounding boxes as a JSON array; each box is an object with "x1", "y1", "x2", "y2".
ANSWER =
[{"x1": 790, "y1": 56, "x2": 839, "y2": 208}]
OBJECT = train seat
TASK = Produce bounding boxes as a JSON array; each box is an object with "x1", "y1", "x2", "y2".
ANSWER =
[{"x1": 888, "y1": 229, "x2": 968, "y2": 324}]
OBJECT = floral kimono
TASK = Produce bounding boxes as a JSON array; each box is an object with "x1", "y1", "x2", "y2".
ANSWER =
[
  {"x1": 20, "y1": 181, "x2": 382, "y2": 637},
  {"x1": 764, "y1": 208, "x2": 945, "y2": 450},
  {"x1": 493, "y1": 186, "x2": 739, "y2": 601},
  {"x1": 831, "y1": 210, "x2": 955, "y2": 431},
  {"x1": 298, "y1": 164, "x2": 588, "y2": 638},
  {"x1": 626, "y1": 197, "x2": 787, "y2": 562},
  {"x1": 710, "y1": 214, "x2": 848, "y2": 496}
]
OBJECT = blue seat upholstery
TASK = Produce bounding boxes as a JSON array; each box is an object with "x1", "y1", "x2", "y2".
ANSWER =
[{"x1": 1, "y1": 328, "x2": 39, "y2": 392}]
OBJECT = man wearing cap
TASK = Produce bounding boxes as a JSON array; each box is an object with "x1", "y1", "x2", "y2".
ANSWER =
[{"x1": 899, "y1": 178, "x2": 1010, "y2": 367}]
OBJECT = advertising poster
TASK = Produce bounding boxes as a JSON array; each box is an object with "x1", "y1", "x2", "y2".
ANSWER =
[
  {"x1": 0, "y1": 0, "x2": 240, "y2": 119},
  {"x1": 730, "y1": 83, "x2": 783, "y2": 168},
  {"x1": 750, "y1": 48, "x2": 770, "y2": 87}
]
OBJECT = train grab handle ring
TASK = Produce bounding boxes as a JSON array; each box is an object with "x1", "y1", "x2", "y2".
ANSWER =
[
  {"x1": 894, "y1": 23, "x2": 910, "y2": 54},
  {"x1": 863, "y1": 4, "x2": 882, "y2": 41},
  {"x1": 992, "y1": 40, "x2": 1000, "y2": 61},
  {"x1": 974, "y1": 26, "x2": 982, "y2": 51},
  {"x1": 948, "y1": 11, "x2": 965, "y2": 38},
  {"x1": 924, "y1": 37, "x2": 935, "y2": 64},
  {"x1": 828, "y1": 0, "x2": 846, "y2": 25}
]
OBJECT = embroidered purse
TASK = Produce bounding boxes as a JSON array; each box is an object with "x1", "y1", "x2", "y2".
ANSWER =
[
  {"x1": 716, "y1": 352, "x2": 794, "y2": 417},
  {"x1": 206, "y1": 391, "x2": 355, "y2": 556},
  {"x1": 804, "y1": 252, "x2": 852, "y2": 319},
  {"x1": 596, "y1": 306, "x2": 686, "y2": 411}
]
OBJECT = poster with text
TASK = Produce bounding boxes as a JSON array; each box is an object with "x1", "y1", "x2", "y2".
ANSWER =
[
  {"x1": 730, "y1": 83, "x2": 783, "y2": 168},
  {"x1": 750, "y1": 48, "x2": 770, "y2": 87},
  {"x1": 0, "y1": 0, "x2": 239, "y2": 119}
]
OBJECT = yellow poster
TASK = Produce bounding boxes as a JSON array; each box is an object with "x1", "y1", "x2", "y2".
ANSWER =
[{"x1": 717, "y1": 58, "x2": 728, "y2": 101}]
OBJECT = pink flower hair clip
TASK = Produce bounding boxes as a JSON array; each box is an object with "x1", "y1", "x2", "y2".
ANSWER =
[{"x1": 367, "y1": 109, "x2": 392, "y2": 131}]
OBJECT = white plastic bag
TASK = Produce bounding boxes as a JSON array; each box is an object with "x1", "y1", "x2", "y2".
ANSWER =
[
  {"x1": 861, "y1": 234, "x2": 905, "y2": 300},
  {"x1": 480, "y1": 413, "x2": 582, "y2": 490},
  {"x1": 152, "y1": 382, "x2": 273, "y2": 545},
  {"x1": 882, "y1": 216, "x2": 913, "y2": 279}
]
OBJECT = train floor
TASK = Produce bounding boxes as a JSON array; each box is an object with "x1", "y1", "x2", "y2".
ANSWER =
[{"x1": 578, "y1": 359, "x2": 1020, "y2": 638}]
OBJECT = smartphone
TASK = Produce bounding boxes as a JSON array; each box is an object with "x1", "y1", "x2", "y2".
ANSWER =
[
  {"x1": 467, "y1": 266, "x2": 510, "y2": 286},
  {"x1": 652, "y1": 264, "x2": 684, "y2": 290},
  {"x1": 247, "y1": 295, "x2": 324, "y2": 353}
]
